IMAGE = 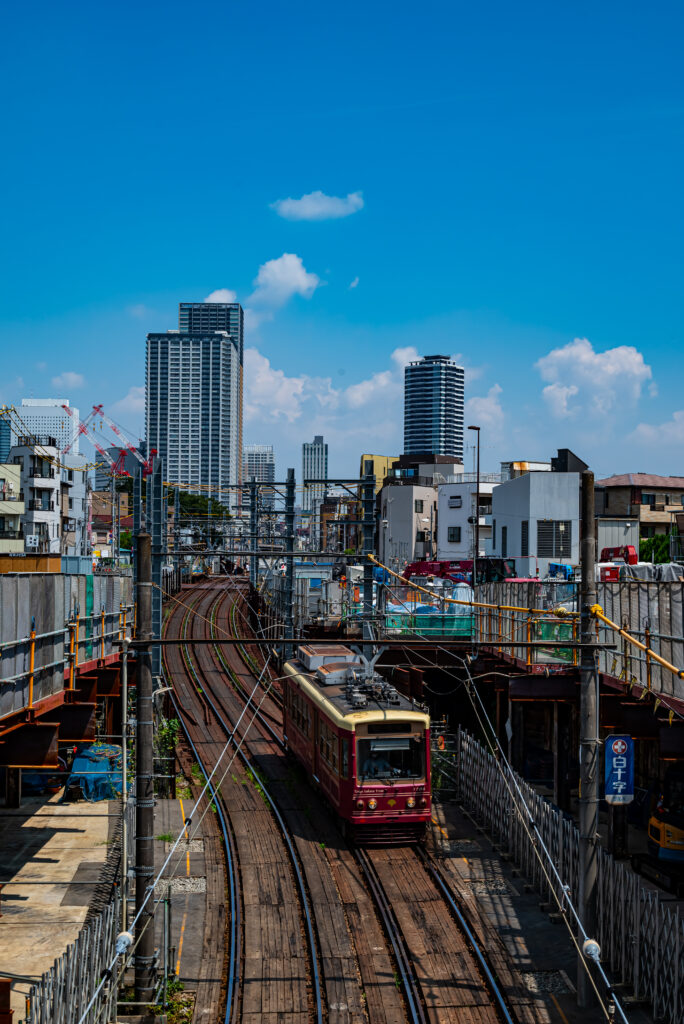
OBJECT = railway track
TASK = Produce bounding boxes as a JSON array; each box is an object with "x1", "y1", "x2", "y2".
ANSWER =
[
  {"x1": 163, "y1": 585, "x2": 323, "y2": 1024},
  {"x1": 165, "y1": 579, "x2": 538, "y2": 1024}
]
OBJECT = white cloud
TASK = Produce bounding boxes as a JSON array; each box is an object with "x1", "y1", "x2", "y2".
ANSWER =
[
  {"x1": 247, "y1": 253, "x2": 320, "y2": 309},
  {"x1": 270, "y1": 190, "x2": 364, "y2": 221},
  {"x1": 631, "y1": 410, "x2": 684, "y2": 446},
  {"x1": 535, "y1": 337, "x2": 653, "y2": 418},
  {"x1": 391, "y1": 346, "x2": 420, "y2": 370},
  {"x1": 204, "y1": 288, "x2": 237, "y2": 303},
  {"x1": 244, "y1": 348, "x2": 308, "y2": 423},
  {"x1": 111, "y1": 385, "x2": 145, "y2": 418},
  {"x1": 465, "y1": 384, "x2": 505, "y2": 437},
  {"x1": 52, "y1": 371, "x2": 85, "y2": 390},
  {"x1": 541, "y1": 382, "x2": 579, "y2": 418},
  {"x1": 349, "y1": 276, "x2": 360, "y2": 289}
]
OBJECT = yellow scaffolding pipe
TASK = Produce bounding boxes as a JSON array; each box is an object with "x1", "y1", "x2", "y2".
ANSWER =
[
  {"x1": 590, "y1": 604, "x2": 684, "y2": 682},
  {"x1": 368, "y1": 554, "x2": 578, "y2": 617}
]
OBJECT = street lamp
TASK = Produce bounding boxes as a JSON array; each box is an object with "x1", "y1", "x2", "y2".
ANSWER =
[{"x1": 468, "y1": 425, "x2": 481, "y2": 588}]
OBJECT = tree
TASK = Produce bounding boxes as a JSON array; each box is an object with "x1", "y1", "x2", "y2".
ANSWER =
[
  {"x1": 639, "y1": 534, "x2": 672, "y2": 564},
  {"x1": 120, "y1": 530, "x2": 133, "y2": 550}
]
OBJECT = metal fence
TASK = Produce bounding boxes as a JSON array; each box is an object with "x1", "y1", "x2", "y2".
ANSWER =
[
  {"x1": 25, "y1": 793, "x2": 135, "y2": 1024},
  {"x1": 475, "y1": 580, "x2": 684, "y2": 704},
  {"x1": 26, "y1": 892, "x2": 121, "y2": 1024},
  {"x1": 452, "y1": 728, "x2": 684, "y2": 1024}
]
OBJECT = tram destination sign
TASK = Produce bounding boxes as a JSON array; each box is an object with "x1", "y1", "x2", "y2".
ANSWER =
[{"x1": 604, "y1": 734, "x2": 634, "y2": 805}]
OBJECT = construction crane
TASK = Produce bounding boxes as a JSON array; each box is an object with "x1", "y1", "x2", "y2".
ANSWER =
[{"x1": 62, "y1": 403, "x2": 155, "y2": 476}]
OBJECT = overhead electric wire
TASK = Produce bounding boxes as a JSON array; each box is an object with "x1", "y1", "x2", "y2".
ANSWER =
[{"x1": 379, "y1": 578, "x2": 629, "y2": 1024}]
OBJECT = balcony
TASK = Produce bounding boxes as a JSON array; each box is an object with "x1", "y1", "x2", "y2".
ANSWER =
[
  {"x1": 27, "y1": 499, "x2": 56, "y2": 512},
  {"x1": 0, "y1": 529, "x2": 23, "y2": 540}
]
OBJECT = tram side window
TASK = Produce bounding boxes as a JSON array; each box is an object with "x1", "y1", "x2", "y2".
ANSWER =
[
  {"x1": 289, "y1": 689, "x2": 310, "y2": 738},
  {"x1": 319, "y1": 718, "x2": 338, "y2": 773},
  {"x1": 341, "y1": 737, "x2": 349, "y2": 778}
]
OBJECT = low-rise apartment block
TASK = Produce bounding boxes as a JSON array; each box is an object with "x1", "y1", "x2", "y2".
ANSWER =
[{"x1": 0, "y1": 464, "x2": 24, "y2": 553}]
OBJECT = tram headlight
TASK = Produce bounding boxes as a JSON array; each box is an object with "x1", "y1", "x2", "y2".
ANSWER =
[
  {"x1": 367, "y1": 798, "x2": 378, "y2": 811},
  {"x1": 406, "y1": 797, "x2": 416, "y2": 809},
  {"x1": 355, "y1": 799, "x2": 364, "y2": 810},
  {"x1": 417, "y1": 796, "x2": 428, "y2": 808}
]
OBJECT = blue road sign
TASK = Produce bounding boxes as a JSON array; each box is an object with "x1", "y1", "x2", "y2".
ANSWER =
[{"x1": 604, "y1": 734, "x2": 634, "y2": 805}]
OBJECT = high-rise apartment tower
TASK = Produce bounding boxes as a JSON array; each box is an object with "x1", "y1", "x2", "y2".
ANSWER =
[
  {"x1": 302, "y1": 435, "x2": 328, "y2": 512},
  {"x1": 146, "y1": 302, "x2": 244, "y2": 508},
  {"x1": 243, "y1": 444, "x2": 276, "y2": 509},
  {"x1": 403, "y1": 354, "x2": 464, "y2": 461}
]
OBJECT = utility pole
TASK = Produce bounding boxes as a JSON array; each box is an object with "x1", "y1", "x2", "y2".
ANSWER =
[
  {"x1": 578, "y1": 470, "x2": 598, "y2": 1006},
  {"x1": 362, "y1": 460, "x2": 376, "y2": 657},
  {"x1": 249, "y1": 476, "x2": 258, "y2": 589},
  {"x1": 121, "y1": 632, "x2": 130, "y2": 931},
  {"x1": 468, "y1": 424, "x2": 481, "y2": 587},
  {"x1": 135, "y1": 532, "x2": 155, "y2": 1002},
  {"x1": 173, "y1": 487, "x2": 180, "y2": 565},
  {"x1": 284, "y1": 468, "x2": 296, "y2": 658}
]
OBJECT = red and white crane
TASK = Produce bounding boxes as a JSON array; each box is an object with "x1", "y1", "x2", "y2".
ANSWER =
[{"x1": 61, "y1": 403, "x2": 156, "y2": 476}]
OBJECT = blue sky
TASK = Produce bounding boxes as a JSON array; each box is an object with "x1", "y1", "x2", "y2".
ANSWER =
[{"x1": 1, "y1": 1, "x2": 682, "y2": 479}]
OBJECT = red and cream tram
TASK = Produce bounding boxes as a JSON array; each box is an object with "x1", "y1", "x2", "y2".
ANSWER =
[{"x1": 283, "y1": 644, "x2": 431, "y2": 843}]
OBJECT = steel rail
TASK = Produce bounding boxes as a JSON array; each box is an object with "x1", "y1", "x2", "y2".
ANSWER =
[
  {"x1": 353, "y1": 847, "x2": 428, "y2": 1024},
  {"x1": 180, "y1": 587, "x2": 325, "y2": 1024},
  {"x1": 162, "y1": 595, "x2": 241, "y2": 1024},
  {"x1": 416, "y1": 847, "x2": 515, "y2": 1024}
]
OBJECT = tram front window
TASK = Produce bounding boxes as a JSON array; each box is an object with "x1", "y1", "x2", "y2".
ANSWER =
[{"x1": 357, "y1": 737, "x2": 424, "y2": 781}]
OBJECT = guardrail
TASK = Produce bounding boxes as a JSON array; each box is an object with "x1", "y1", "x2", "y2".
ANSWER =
[{"x1": 450, "y1": 728, "x2": 684, "y2": 1024}]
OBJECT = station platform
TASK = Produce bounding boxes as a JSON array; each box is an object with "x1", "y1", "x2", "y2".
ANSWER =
[
  {"x1": 0, "y1": 794, "x2": 115, "y2": 1020},
  {"x1": 432, "y1": 799, "x2": 654, "y2": 1024}
]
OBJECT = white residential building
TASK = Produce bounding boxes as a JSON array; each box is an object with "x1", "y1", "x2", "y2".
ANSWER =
[
  {"x1": 11, "y1": 437, "x2": 62, "y2": 553},
  {"x1": 487, "y1": 471, "x2": 580, "y2": 577},
  {"x1": 378, "y1": 482, "x2": 438, "y2": 568},
  {"x1": 61, "y1": 454, "x2": 90, "y2": 556},
  {"x1": 18, "y1": 399, "x2": 79, "y2": 454},
  {"x1": 436, "y1": 476, "x2": 500, "y2": 560},
  {"x1": 0, "y1": 464, "x2": 25, "y2": 554}
]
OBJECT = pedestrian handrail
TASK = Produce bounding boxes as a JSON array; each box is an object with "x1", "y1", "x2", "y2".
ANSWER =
[{"x1": 453, "y1": 728, "x2": 684, "y2": 1024}]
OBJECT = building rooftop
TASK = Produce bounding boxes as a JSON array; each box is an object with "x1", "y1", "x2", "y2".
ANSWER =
[{"x1": 597, "y1": 473, "x2": 684, "y2": 489}]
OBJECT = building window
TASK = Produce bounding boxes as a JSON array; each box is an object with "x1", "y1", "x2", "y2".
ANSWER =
[
  {"x1": 415, "y1": 530, "x2": 427, "y2": 543},
  {"x1": 641, "y1": 493, "x2": 656, "y2": 508},
  {"x1": 521, "y1": 520, "x2": 529, "y2": 557},
  {"x1": 537, "y1": 520, "x2": 572, "y2": 557},
  {"x1": 414, "y1": 499, "x2": 424, "y2": 513},
  {"x1": 447, "y1": 526, "x2": 461, "y2": 543},
  {"x1": 501, "y1": 525, "x2": 507, "y2": 557},
  {"x1": 492, "y1": 519, "x2": 496, "y2": 550},
  {"x1": 448, "y1": 495, "x2": 462, "y2": 509},
  {"x1": 605, "y1": 492, "x2": 609, "y2": 509}
]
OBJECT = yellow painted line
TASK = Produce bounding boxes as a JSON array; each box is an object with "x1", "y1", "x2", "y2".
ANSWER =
[
  {"x1": 431, "y1": 815, "x2": 450, "y2": 839},
  {"x1": 550, "y1": 993, "x2": 570, "y2": 1024},
  {"x1": 175, "y1": 911, "x2": 188, "y2": 976},
  {"x1": 175, "y1": 796, "x2": 191, "y2": 975}
]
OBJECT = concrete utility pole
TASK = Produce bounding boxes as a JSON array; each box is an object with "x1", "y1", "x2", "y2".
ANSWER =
[
  {"x1": 578, "y1": 470, "x2": 598, "y2": 1006},
  {"x1": 121, "y1": 632, "x2": 130, "y2": 931},
  {"x1": 362, "y1": 460, "x2": 376, "y2": 657},
  {"x1": 135, "y1": 532, "x2": 155, "y2": 1002},
  {"x1": 249, "y1": 476, "x2": 258, "y2": 588},
  {"x1": 284, "y1": 468, "x2": 296, "y2": 658},
  {"x1": 468, "y1": 424, "x2": 481, "y2": 587}
]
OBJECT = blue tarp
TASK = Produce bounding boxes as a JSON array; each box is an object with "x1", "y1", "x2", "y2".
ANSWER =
[{"x1": 64, "y1": 742, "x2": 124, "y2": 802}]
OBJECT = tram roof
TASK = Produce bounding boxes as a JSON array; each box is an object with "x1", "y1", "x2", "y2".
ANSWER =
[{"x1": 283, "y1": 659, "x2": 430, "y2": 730}]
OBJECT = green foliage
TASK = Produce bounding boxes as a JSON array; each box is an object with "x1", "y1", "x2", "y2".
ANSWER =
[
  {"x1": 639, "y1": 535, "x2": 673, "y2": 564},
  {"x1": 156, "y1": 832, "x2": 174, "y2": 843},
  {"x1": 157, "y1": 717, "x2": 180, "y2": 758},
  {"x1": 120, "y1": 530, "x2": 133, "y2": 550}
]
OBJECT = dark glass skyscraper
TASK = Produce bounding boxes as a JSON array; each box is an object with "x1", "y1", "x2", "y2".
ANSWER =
[
  {"x1": 179, "y1": 302, "x2": 244, "y2": 365},
  {"x1": 404, "y1": 354, "x2": 465, "y2": 460}
]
